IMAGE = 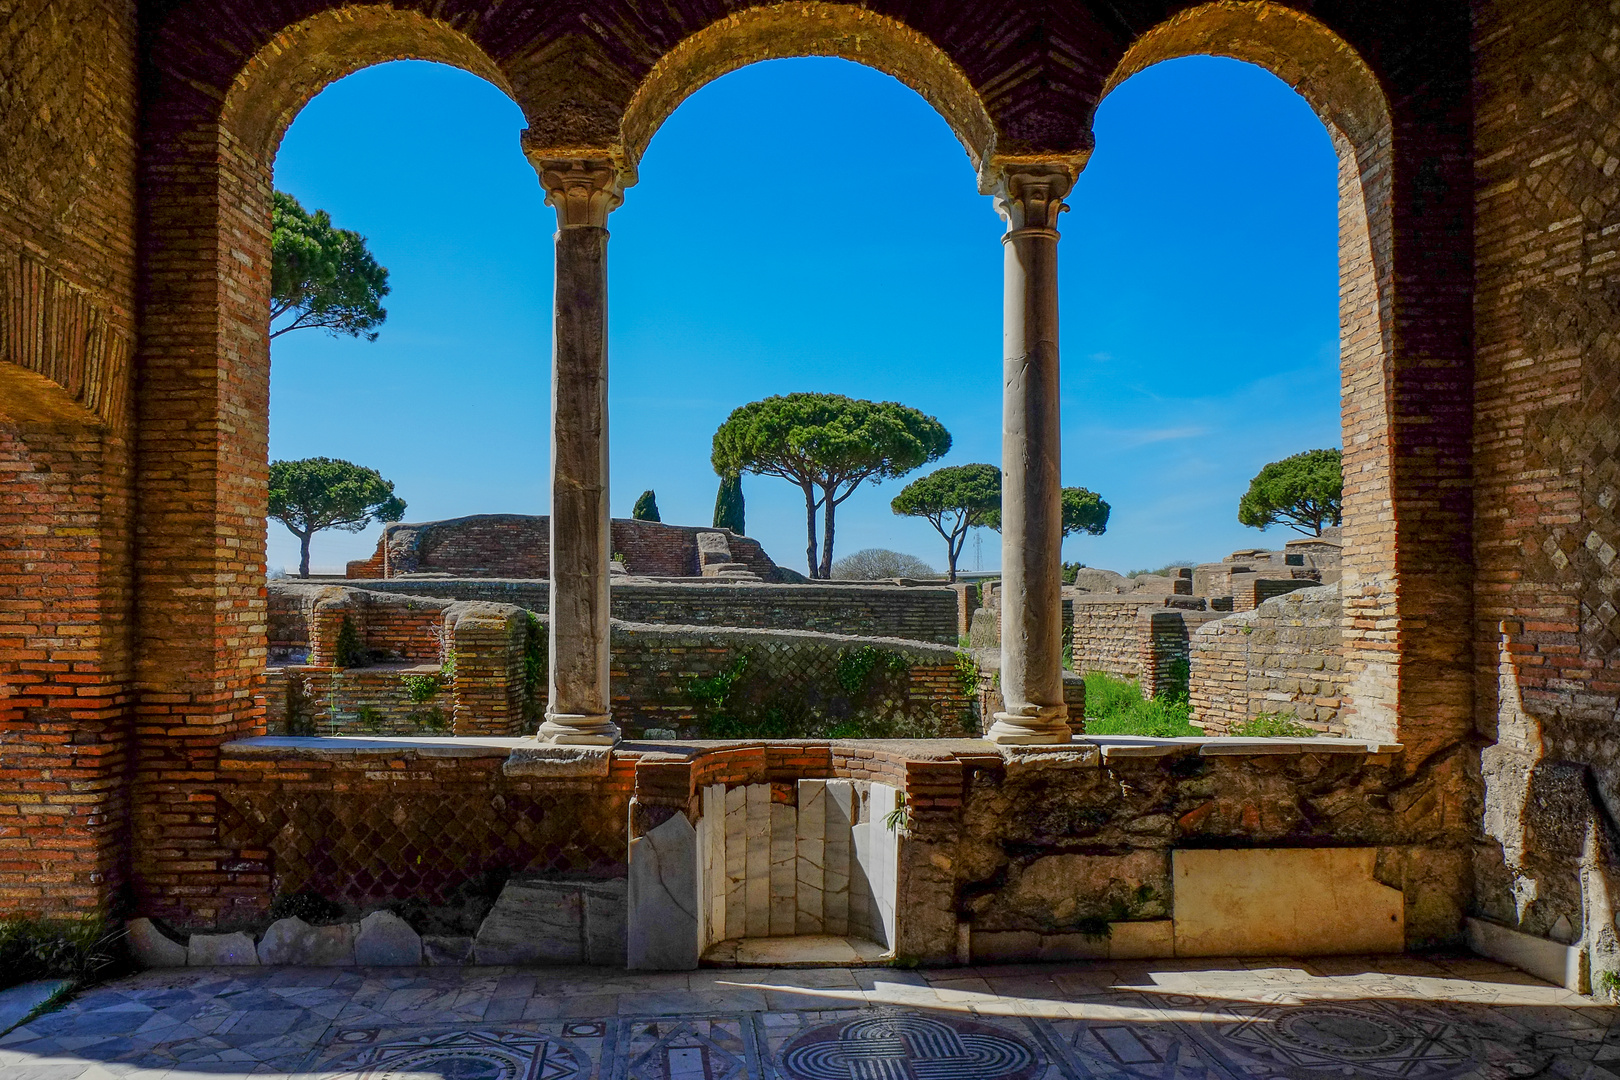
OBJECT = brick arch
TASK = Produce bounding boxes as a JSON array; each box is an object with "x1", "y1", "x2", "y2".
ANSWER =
[
  {"x1": 615, "y1": 2, "x2": 1002, "y2": 186},
  {"x1": 221, "y1": 7, "x2": 517, "y2": 163},
  {"x1": 1101, "y1": 3, "x2": 1408, "y2": 749},
  {"x1": 131, "y1": 6, "x2": 542, "y2": 925}
]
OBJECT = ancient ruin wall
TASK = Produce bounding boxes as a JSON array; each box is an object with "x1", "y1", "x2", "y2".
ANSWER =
[
  {"x1": 1472, "y1": 0, "x2": 1620, "y2": 971},
  {"x1": 1069, "y1": 596, "x2": 1223, "y2": 699},
  {"x1": 1190, "y1": 584, "x2": 1346, "y2": 735},
  {"x1": 352, "y1": 578, "x2": 960, "y2": 645},
  {"x1": 348, "y1": 514, "x2": 783, "y2": 580}
]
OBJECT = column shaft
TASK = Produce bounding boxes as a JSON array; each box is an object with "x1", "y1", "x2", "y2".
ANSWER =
[
  {"x1": 534, "y1": 158, "x2": 624, "y2": 746},
  {"x1": 989, "y1": 167, "x2": 1074, "y2": 745}
]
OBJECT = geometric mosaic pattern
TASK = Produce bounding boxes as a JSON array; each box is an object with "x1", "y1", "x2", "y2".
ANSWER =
[
  {"x1": 2, "y1": 959, "x2": 1616, "y2": 1080},
  {"x1": 780, "y1": 1014, "x2": 1042, "y2": 1080}
]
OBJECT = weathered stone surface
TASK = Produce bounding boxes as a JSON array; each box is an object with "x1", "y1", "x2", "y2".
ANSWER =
[
  {"x1": 1173, "y1": 848, "x2": 1403, "y2": 957},
  {"x1": 503, "y1": 745, "x2": 612, "y2": 777},
  {"x1": 422, "y1": 935, "x2": 475, "y2": 966},
  {"x1": 474, "y1": 880, "x2": 585, "y2": 965},
  {"x1": 126, "y1": 918, "x2": 186, "y2": 969},
  {"x1": 975, "y1": 849, "x2": 1169, "y2": 931},
  {"x1": 0, "y1": 979, "x2": 71, "y2": 1035},
  {"x1": 627, "y1": 811, "x2": 698, "y2": 970},
  {"x1": 581, "y1": 879, "x2": 628, "y2": 966},
  {"x1": 256, "y1": 917, "x2": 357, "y2": 966},
  {"x1": 188, "y1": 932, "x2": 258, "y2": 966},
  {"x1": 354, "y1": 911, "x2": 421, "y2": 966}
]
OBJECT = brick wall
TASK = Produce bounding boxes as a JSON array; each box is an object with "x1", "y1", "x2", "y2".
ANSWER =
[
  {"x1": 353, "y1": 578, "x2": 960, "y2": 645},
  {"x1": 0, "y1": 0, "x2": 139, "y2": 919},
  {"x1": 349, "y1": 514, "x2": 784, "y2": 581},
  {"x1": 1472, "y1": 0, "x2": 1620, "y2": 968},
  {"x1": 1068, "y1": 595, "x2": 1221, "y2": 698},
  {"x1": 262, "y1": 584, "x2": 972, "y2": 741},
  {"x1": 1190, "y1": 584, "x2": 1347, "y2": 735}
]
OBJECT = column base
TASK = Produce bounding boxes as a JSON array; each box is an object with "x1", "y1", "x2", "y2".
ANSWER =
[
  {"x1": 986, "y1": 708, "x2": 1071, "y2": 746},
  {"x1": 538, "y1": 713, "x2": 621, "y2": 746}
]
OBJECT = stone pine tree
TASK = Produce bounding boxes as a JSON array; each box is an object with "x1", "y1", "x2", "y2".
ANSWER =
[
  {"x1": 711, "y1": 393, "x2": 951, "y2": 579},
  {"x1": 1237, "y1": 448, "x2": 1343, "y2": 536},
  {"x1": 890, "y1": 463, "x2": 1001, "y2": 582},
  {"x1": 713, "y1": 472, "x2": 745, "y2": 534},
  {"x1": 269, "y1": 457, "x2": 407, "y2": 577},
  {"x1": 983, "y1": 486, "x2": 1111, "y2": 542},
  {"x1": 270, "y1": 191, "x2": 390, "y2": 341},
  {"x1": 632, "y1": 489, "x2": 661, "y2": 522}
]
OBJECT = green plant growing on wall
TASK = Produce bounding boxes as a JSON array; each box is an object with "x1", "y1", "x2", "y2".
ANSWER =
[
  {"x1": 632, "y1": 490, "x2": 661, "y2": 522},
  {"x1": 1233, "y1": 711, "x2": 1316, "y2": 738},
  {"x1": 884, "y1": 793, "x2": 910, "y2": 834},
  {"x1": 522, "y1": 613, "x2": 547, "y2": 721},
  {"x1": 401, "y1": 650, "x2": 455, "y2": 704},
  {"x1": 409, "y1": 706, "x2": 450, "y2": 733},
  {"x1": 835, "y1": 645, "x2": 909, "y2": 695},
  {"x1": 334, "y1": 615, "x2": 367, "y2": 668},
  {"x1": 688, "y1": 654, "x2": 750, "y2": 712},
  {"x1": 953, "y1": 650, "x2": 980, "y2": 699},
  {"x1": 356, "y1": 705, "x2": 385, "y2": 733}
]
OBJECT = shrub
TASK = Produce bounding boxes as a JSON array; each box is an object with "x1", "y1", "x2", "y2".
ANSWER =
[
  {"x1": 0, "y1": 917, "x2": 125, "y2": 992},
  {"x1": 632, "y1": 489, "x2": 660, "y2": 522},
  {"x1": 1082, "y1": 671, "x2": 1202, "y2": 737}
]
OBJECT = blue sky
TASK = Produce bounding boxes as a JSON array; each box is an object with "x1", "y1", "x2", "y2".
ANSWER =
[{"x1": 269, "y1": 55, "x2": 1340, "y2": 577}]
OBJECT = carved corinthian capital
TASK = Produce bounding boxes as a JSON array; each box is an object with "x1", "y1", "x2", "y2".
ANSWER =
[
  {"x1": 534, "y1": 157, "x2": 626, "y2": 229},
  {"x1": 993, "y1": 164, "x2": 1076, "y2": 234}
]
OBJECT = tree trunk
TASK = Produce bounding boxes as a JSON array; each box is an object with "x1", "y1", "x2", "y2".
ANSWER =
[
  {"x1": 298, "y1": 530, "x2": 312, "y2": 577},
  {"x1": 818, "y1": 485, "x2": 837, "y2": 580},
  {"x1": 802, "y1": 482, "x2": 820, "y2": 579},
  {"x1": 947, "y1": 527, "x2": 962, "y2": 583}
]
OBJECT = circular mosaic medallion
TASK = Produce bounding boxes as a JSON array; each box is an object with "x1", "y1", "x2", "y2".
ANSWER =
[
  {"x1": 1208, "y1": 1002, "x2": 1482, "y2": 1079},
  {"x1": 780, "y1": 1013, "x2": 1042, "y2": 1080}
]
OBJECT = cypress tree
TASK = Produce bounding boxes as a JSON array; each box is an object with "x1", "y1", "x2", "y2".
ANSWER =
[
  {"x1": 632, "y1": 490, "x2": 661, "y2": 522},
  {"x1": 713, "y1": 473, "x2": 745, "y2": 535}
]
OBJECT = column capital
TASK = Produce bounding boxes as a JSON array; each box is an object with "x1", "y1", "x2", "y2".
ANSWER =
[
  {"x1": 992, "y1": 162, "x2": 1077, "y2": 234},
  {"x1": 533, "y1": 156, "x2": 626, "y2": 229}
]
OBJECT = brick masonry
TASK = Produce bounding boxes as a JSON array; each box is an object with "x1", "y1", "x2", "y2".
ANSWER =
[
  {"x1": 351, "y1": 577, "x2": 961, "y2": 645},
  {"x1": 261, "y1": 583, "x2": 974, "y2": 741},
  {"x1": 0, "y1": 0, "x2": 1565, "y2": 961},
  {"x1": 1191, "y1": 584, "x2": 1348, "y2": 735},
  {"x1": 348, "y1": 514, "x2": 786, "y2": 581},
  {"x1": 1069, "y1": 595, "x2": 1223, "y2": 699}
]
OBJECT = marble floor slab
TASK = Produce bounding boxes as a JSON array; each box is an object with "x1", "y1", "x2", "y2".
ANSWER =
[{"x1": 0, "y1": 953, "x2": 1614, "y2": 1080}]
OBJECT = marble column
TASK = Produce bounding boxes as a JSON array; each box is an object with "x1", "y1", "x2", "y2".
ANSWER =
[
  {"x1": 988, "y1": 164, "x2": 1075, "y2": 746},
  {"x1": 534, "y1": 158, "x2": 624, "y2": 745}
]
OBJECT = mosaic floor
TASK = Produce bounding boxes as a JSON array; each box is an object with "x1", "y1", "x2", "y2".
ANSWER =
[{"x1": 1, "y1": 954, "x2": 1614, "y2": 1080}]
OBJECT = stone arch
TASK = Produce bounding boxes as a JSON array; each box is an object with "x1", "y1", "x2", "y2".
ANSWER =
[
  {"x1": 616, "y1": 2, "x2": 1003, "y2": 187},
  {"x1": 1102, "y1": 2, "x2": 1400, "y2": 744},
  {"x1": 221, "y1": 6, "x2": 517, "y2": 163}
]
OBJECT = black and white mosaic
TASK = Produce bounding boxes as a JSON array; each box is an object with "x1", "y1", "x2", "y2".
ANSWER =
[{"x1": 0, "y1": 961, "x2": 1614, "y2": 1080}]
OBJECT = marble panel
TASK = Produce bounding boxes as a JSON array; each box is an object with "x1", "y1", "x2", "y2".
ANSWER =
[
  {"x1": 627, "y1": 812, "x2": 699, "y2": 970},
  {"x1": 796, "y1": 779, "x2": 826, "y2": 935},
  {"x1": 745, "y1": 783, "x2": 771, "y2": 938},
  {"x1": 724, "y1": 784, "x2": 747, "y2": 942},
  {"x1": 770, "y1": 801, "x2": 797, "y2": 936}
]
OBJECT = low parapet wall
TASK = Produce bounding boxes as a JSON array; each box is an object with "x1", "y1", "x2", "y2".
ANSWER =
[
  {"x1": 349, "y1": 577, "x2": 961, "y2": 645},
  {"x1": 137, "y1": 732, "x2": 1467, "y2": 970},
  {"x1": 1190, "y1": 583, "x2": 1346, "y2": 733}
]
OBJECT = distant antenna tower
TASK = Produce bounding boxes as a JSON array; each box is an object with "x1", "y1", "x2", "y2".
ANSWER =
[{"x1": 973, "y1": 530, "x2": 983, "y2": 571}]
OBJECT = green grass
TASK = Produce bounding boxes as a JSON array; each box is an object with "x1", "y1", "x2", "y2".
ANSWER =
[{"x1": 1081, "y1": 672, "x2": 1203, "y2": 737}]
